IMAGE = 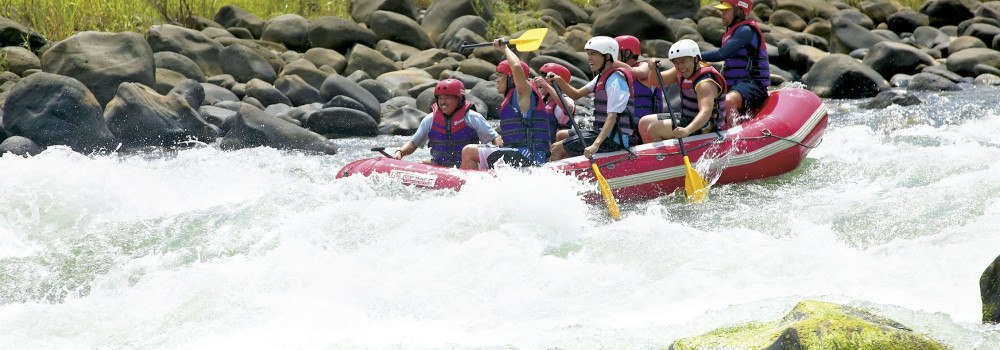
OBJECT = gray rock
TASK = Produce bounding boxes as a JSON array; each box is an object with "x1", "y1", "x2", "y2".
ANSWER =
[
  {"x1": 220, "y1": 43, "x2": 277, "y2": 83},
  {"x1": 201, "y1": 82, "x2": 239, "y2": 105},
  {"x1": 154, "y1": 51, "x2": 206, "y2": 82},
  {"x1": 375, "y1": 68, "x2": 437, "y2": 97},
  {"x1": 220, "y1": 103, "x2": 338, "y2": 154},
  {"x1": 984, "y1": 254, "x2": 1000, "y2": 324},
  {"x1": 912, "y1": 26, "x2": 950, "y2": 49},
  {"x1": 213, "y1": 5, "x2": 264, "y2": 39},
  {"x1": 538, "y1": 0, "x2": 589, "y2": 25},
  {"x1": 890, "y1": 73, "x2": 912, "y2": 87},
  {"x1": 470, "y1": 80, "x2": 503, "y2": 119},
  {"x1": 359, "y1": 79, "x2": 393, "y2": 103},
  {"x1": 319, "y1": 73, "x2": 382, "y2": 122},
  {"x1": 378, "y1": 106, "x2": 425, "y2": 136},
  {"x1": 908, "y1": 72, "x2": 957, "y2": 91},
  {"x1": 351, "y1": 0, "x2": 418, "y2": 23},
  {"x1": 946, "y1": 47, "x2": 1000, "y2": 76},
  {"x1": 215, "y1": 38, "x2": 285, "y2": 74},
  {"x1": 456, "y1": 58, "x2": 497, "y2": 81},
  {"x1": 919, "y1": 0, "x2": 976, "y2": 27},
  {"x1": 274, "y1": 74, "x2": 323, "y2": 106},
  {"x1": 303, "y1": 107, "x2": 378, "y2": 136},
  {"x1": 830, "y1": 16, "x2": 887, "y2": 54},
  {"x1": 0, "y1": 17, "x2": 46, "y2": 50},
  {"x1": 344, "y1": 44, "x2": 397, "y2": 79},
  {"x1": 262, "y1": 14, "x2": 310, "y2": 52},
  {"x1": 421, "y1": 0, "x2": 494, "y2": 40},
  {"x1": 592, "y1": 0, "x2": 674, "y2": 41},
  {"x1": 0, "y1": 46, "x2": 39, "y2": 76},
  {"x1": 199, "y1": 105, "x2": 238, "y2": 129},
  {"x1": 963, "y1": 23, "x2": 1000, "y2": 47},
  {"x1": 375, "y1": 39, "x2": 420, "y2": 62},
  {"x1": 146, "y1": 24, "x2": 225, "y2": 76},
  {"x1": 245, "y1": 79, "x2": 291, "y2": 107},
  {"x1": 104, "y1": 82, "x2": 218, "y2": 147},
  {"x1": 862, "y1": 90, "x2": 922, "y2": 109},
  {"x1": 227, "y1": 27, "x2": 254, "y2": 40},
  {"x1": 974, "y1": 73, "x2": 1000, "y2": 85},
  {"x1": 0, "y1": 135, "x2": 42, "y2": 156},
  {"x1": 436, "y1": 16, "x2": 489, "y2": 49},
  {"x1": 973, "y1": 63, "x2": 1000, "y2": 76},
  {"x1": 43, "y1": 31, "x2": 155, "y2": 108},
  {"x1": 771, "y1": 9, "x2": 808, "y2": 31},
  {"x1": 2, "y1": 72, "x2": 116, "y2": 151},
  {"x1": 862, "y1": 41, "x2": 936, "y2": 79},
  {"x1": 308, "y1": 16, "x2": 377, "y2": 53},
  {"x1": 369, "y1": 10, "x2": 433, "y2": 50},
  {"x1": 859, "y1": 0, "x2": 902, "y2": 25},
  {"x1": 697, "y1": 16, "x2": 725, "y2": 47},
  {"x1": 647, "y1": 0, "x2": 699, "y2": 21},
  {"x1": 201, "y1": 27, "x2": 235, "y2": 40},
  {"x1": 922, "y1": 65, "x2": 964, "y2": 82},
  {"x1": 303, "y1": 47, "x2": 347, "y2": 73},
  {"x1": 154, "y1": 68, "x2": 188, "y2": 95},
  {"x1": 832, "y1": 8, "x2": 875, "y2": 30},
  {"x1": 346, "y1": 70, "x2": 371, "y2": 83},
  {"x1": 801, "y1": 53, "x2": 889, "y2": 98},
  {"x1": 280, "y1": 60, "x2": 331, "y2": 91},
  {"x1": 171, "y1": 79, "x2": 205, "y2": 110}
]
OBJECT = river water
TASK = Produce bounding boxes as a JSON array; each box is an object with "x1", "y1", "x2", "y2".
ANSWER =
[{"x1": 0, "y1": 86, "x2": 998, "y2": 349}]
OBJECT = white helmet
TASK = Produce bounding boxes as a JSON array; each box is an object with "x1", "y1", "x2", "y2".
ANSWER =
[
  {"x1": 585, "y1": 36, "x2": 619, "y2": 61},
  {"x1": 668, "y1": 39, "x2": 701, "y2": 60}
]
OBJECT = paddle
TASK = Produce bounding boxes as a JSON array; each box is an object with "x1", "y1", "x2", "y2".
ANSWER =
[
  {"x1": 551, "y1": 80, "x2": 621, "y2": 220},
  {"x1": 652, "y1": 61, "x2": 708, "y2": 202},
  {"x1": 370, "y1": 147, "x2": 393, "y2": 158},
  {"x1": 459, "y1": 28, "x2": 548, "y2": 52}
]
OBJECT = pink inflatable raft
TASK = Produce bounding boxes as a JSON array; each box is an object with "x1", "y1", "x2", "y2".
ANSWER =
[{"x1": 337, "y1": 88, "x2": 828, "y2": 202}]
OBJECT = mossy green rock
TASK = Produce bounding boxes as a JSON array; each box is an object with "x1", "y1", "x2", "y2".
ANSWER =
[
  {"x1": 983, "y1": 254, "x2": 1000, "y2": 324},
  {"x1": 669, "y1": 300, "x2": 947, "y2": 350}
]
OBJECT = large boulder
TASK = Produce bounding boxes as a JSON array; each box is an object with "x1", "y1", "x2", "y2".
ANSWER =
[
  {"x1": 261, "y1": 14, "x2": 310, "y2": 52},
  {"x1": 319, "y1": 74, "x2": 381, "y2": 122},
  {"x1": 213, "y1": 5, "x2": 264, "y2": 39},
  {"x1": 0, "y1": 136, "x2": 42, "y2": 156},
  {"x1": 220, "y1": 103, "x2": 337, "y2": 154},
  {"x1": 146, "y1": 24, "x2": 225, "y2": 77},
  {"x1": 908, "y1": 72, "x2": 958, "y2": 91},
  {"x1": 308, "y1": 17, "x2": 377, "y2": 53},
  {"x1": 593, "y1": 0, "x2": 674, "y2": 41},
  {"x1": 344, "y1": 44, "x2": 398, "y2": 79},
  {"x1": 220, "y1": 43, "x2": 277, "y2": 83},
  {"x1": 369, "y1": 10, "x2": 433, "y2": 50},
  {"x1": 302, "y1": 107, "x2": 378, "y2": 136},
  {"x1": 154, "y1": 51, "x2": 206, "y2": 82},
  {"x1": 421, "y1": 0, "x2": 494, "y2": 41},
  {"x1": 1, "y1": 72, "x2": 116, "y2": 152},
  {"x1": 919, "y1": 0, "x2": 977, "y2": 27},
  {"x1": 887, "y1": 9, "x2": 930, "y2": 35},
  {"x1": 862, "y1": 41, "x2": 937, "y2": 79},
  {"x1": 859, "y1": 0, "x2": 903, "y2": 25},
  {"x1": 801, "y1": 53, "x2": 889, "y2": 98},
  {"x1": 963, "y1": 23, "x2": 1000, "y2": 47},
  {"x1": 984, "y1": 254, "x2": 1000, "y2": 324},
  {"x1": 214, "y1": 38, "x2": 285, "y2": 74},
  {"x1": 912, "y1": 26, "x2": 950, "y2": 49},
  {"x1": 280, "y1": 59, "x2": 331, "y2": 91},
  {"x1": 274, "y1": 74, "x2": 323, "y2": 106},
  {"x1": 830, "y1": 16, "x2": 888, "y2": 54},
  {"x1": 378, "y1": 105, "x2": 424, "y2": 136},
  {"x1": 648, "y1": 0, "x2": 699, "y2": 20},
  {"x1": 538, "y1": 0, "x2": 589, "y2": 26},
  {"x1": 303, "y1": 47, "x2": 347, "y2": 73},
  {"x1": 244, "y1": 79, "x2": 291, "y2": 107},
  {"x1": 351, "y1": 0, "x2": 418, "y2": 23},
  {"x1": 375, "y1": 69, "x2": 437, "y2": 97},
  {"x1": 0, "y1": 16, "x2": 46, "y2": 50},
  {"x1": 773, "y1": 0, "x2": 839, "y2": 22},
  {"x1": 436, "y1": 16, "x2": 488, "y2": 49},
  {"x1": 104, "y1": 82, "x2": 219, "y2": 147},
  {"x1": 946, "y1": 47, "x2": 1000, "y2": 77},
  {"x1": 42, "y1": 31, "x2": 155, "y2": 107},
  {"x1": 670, "y1": 300, "x2": 947, "y2": 349},
  {"x1": 1, "y1": 46, "x2": 40, "y2": 76}
]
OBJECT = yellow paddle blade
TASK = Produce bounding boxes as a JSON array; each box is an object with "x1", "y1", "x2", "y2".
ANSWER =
[
  {"x1": 683, "y1": 156, "x2": 708, "y2": 202},
  {"x1": 591, "y1": 162, "x2": 621, "y2": 220},
  {"x1": 508, "y1": 28, "x2": 548, "y2": 52}
]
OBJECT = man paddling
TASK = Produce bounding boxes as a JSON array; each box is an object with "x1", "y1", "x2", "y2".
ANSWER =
[{"x1": 638, "y1": 39, "x2": 726, "y2": 142}]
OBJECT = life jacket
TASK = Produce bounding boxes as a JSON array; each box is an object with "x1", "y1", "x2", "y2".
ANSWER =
[
  {"x1": 593, "y1": 67, "x2": 639, "y2": 146},
  {"x1": 721, "y1": 19, "x2": 771, "y2": 89},
  {"x1": 675, "y1": 63, "x2": 727, "y2": 133},
  {"x1": 498, "y1": 87, "x2": 556, "y2": 163},
  {"x1": 428, "y1": 101, "x2": 478, "y2": 167},
  {"x1": 630, "y1": 61, "x2": 663, "y2": 118}
]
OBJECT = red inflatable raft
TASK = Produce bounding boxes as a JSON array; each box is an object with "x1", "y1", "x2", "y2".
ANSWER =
[{"x1": 337, "y1": 88, "x2": 828, "y2": 202}]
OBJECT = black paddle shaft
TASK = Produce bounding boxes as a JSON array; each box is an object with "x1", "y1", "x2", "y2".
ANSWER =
[
  {"x1": 370, "y1": 147, "x2": 393, "y2": 158},
  {"x1": 551, "y1": 80, "x2": 593, "y2": 161},
  {"x1": 653, "y1": 61, "x2": 688, "y2": 156},
  {"x1": 458, "y1": 39, "x2": 508, "y2": 52}
]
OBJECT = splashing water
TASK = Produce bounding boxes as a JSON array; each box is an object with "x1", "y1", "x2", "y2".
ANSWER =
[{"x1": 0, "y1": 88, "x2": 999, "y2": 349}]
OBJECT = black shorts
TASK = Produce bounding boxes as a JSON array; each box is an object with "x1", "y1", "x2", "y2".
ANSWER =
[
  {"x1": 653, "y1": 112, "x2": 709, "y2": 136},
  {"x1": 729, "y1": 80, "x2": 768, "y2": 111},
  {"x1": 561, "y1": 129, "x2": 626, "y2": 157}
]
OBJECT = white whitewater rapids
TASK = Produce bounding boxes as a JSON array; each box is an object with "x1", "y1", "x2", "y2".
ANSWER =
[{"x1": 0, "y1": 88, "x2": 999, "y2": 349}]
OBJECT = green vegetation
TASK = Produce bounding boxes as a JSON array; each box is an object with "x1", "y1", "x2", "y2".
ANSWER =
[{"x1": 4, "y1": 0, "x2": 350, "y2": 41}]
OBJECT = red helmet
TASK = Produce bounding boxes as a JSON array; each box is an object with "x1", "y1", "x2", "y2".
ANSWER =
[
  {"x1": 540, "y1": 63, "x2": 571, "y2": 83},
  {"x1": 434, "y1": 79, "x2": 465, "y2": 97},
  {"x1": 497, "y1": 60, "x2": 530, "y2": 76},
  {"x1": 714, "y1": 0, "x2": 752, "y2": 14},
  {"x1": 615, "y1": 35, "x2": 641, "y2": 58}
]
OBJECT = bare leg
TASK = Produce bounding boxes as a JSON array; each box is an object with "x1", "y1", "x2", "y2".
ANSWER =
[
  {"x1": 549, "y1": 141, "x2": 567, "y2": 161},
  {"x1": 724, "y1": 91, "x2": 743, "y2": 127},
  {"x1": 555, "y1": 129, "x2": 571, "y2": 142},
  {"x1": 460, "y1": 144, "x2": 481, "y2": 169},
  {"x1": 638, "y1": 114, "x2": 657, "y2": 143},
  {"x1": 644, "y1": 118, "x2": 676, "y2": 142}
]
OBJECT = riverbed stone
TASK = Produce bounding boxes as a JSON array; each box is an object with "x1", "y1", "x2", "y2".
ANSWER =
[
  {"x1": 261, "y1": 14, "x2": 310, "y2": 52},
  {"x1": 213, "y1": 5, "x2": 264, "y2": 39},
  {"x1": 308, "y1": 17, "x2": 377, "y2": 53},
  {"x1": 220, "y1": 43, "x2": 277, "y2": 84},
  {"x1": 42, "y1": 31, "x2": 155, "y2": 107},
  {"x1": 369, "y1": 10, "x2": 433, "y2": 50},
  {"x1": 319, "y1": 73, "x2": 381, "y2": 122},
  {"x1": 802, "y1": 53, "x2": 888, "y2": 98},
  {"x1": 0, "y1": 135, "x2": 42, "y2": 156},
  {"x1": 2, "y1": 72, "x2": 116, "y2": 152},
  {"x1": 887, "y1": 9, "x2": 929, "y2": 35},
  {"x1": 0, "y1": 46, "x2": 39, "y2": 76},
  {"x1": 220, "y1": 103, "x2": 337, "y2": 154},
  {"x1": 0, "y1": 17, "x2": 46, "y2": 50},
  {"x1": 669, "y1": 300, "x2": 947, "y2": 349},
  {"x1": 421, "y1": 0, "x2": 494, "y2": 41},
  {"x1": 302, "y1": 107, "x2": 378, "y2": 136},
  {"x1": 862, "y1": 41, "x2": 936, "y2": 79},
  {"x1": 147, "y1": 24, "x2": 225, "y2": 77},
  {"x1": 104, "y1": 82, "x2": 219, "y2": 147},
  {"x1": 983, "y1": 255, "x2": 1000, "y2": 324}
]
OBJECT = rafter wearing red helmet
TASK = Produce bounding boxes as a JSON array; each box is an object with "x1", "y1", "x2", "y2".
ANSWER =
[
  {"x1": 701, "y1": 0, "x2": 770, "y2": 127},
  {"x1": 614, "y1": 35, "x2": 664, "y2": 124},
  {"x1": 393, "y1": 78, "x2": 501, "y2": 168}
]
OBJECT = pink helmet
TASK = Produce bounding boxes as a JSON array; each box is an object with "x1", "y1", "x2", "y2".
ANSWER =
[
  {"x1": 540, "y1": 63, "x2": 572, "y2": 83},
  {"x1": 615, "y1": 35, "x2": 641, "y2": 58},
  {"x1": 434, "y1": 79, "x2": 465, "y2": 97},
  {"x1": 714, "y1": 0, "x2": 752, "y2": 14},
  {"x1": 497, "y1": 60, "x2": 530, "y2": 76}
]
